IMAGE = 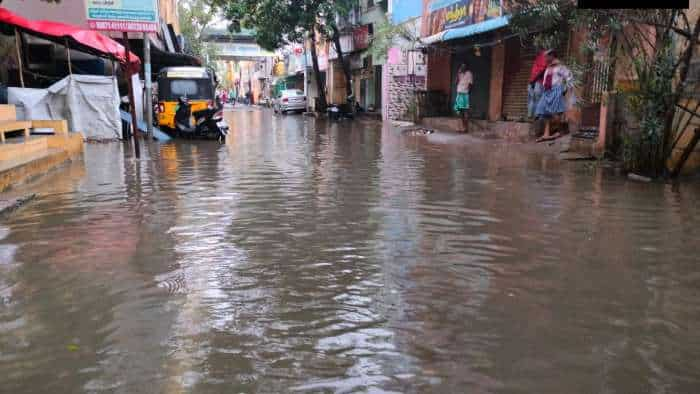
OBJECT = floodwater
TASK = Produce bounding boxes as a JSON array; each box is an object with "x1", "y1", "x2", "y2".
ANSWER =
[{"x1": 1, "y1": 108, "x2": 700, "y2": 393}]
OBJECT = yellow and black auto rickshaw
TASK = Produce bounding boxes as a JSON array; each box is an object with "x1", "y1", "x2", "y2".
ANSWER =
[{"x1": 156, "y1": 67, "x2": 217, "y2": 130}]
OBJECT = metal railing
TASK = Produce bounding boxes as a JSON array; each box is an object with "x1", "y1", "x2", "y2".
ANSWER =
[{"x1": 583, "y1": 60, "x2": 610, "y2": 105}]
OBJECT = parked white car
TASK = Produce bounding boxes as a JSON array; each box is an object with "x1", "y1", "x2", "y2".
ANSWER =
[{"x1": 273, "y1": 89, "x2": 307, "y2": 114}]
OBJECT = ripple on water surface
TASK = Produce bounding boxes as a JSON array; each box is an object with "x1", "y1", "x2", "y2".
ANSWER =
[{"x1": 0, "y1": 114, "x2": 699, "y2": 393}]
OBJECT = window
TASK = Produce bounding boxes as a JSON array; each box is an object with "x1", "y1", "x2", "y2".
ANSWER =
[
  {"x1": 170, "y1": 80, "x2": 201, "y2": 97},
  {"x1": 161, "y1": 79, "x2": 213, "y2": 100},
  {"x1": 283, "y1": 89, "x2": 304, "y2": 97}
]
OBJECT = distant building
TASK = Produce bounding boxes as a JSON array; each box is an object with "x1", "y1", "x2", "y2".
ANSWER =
[{"x1": 203, "y1": 27, "x2": 275, "y2": 103}]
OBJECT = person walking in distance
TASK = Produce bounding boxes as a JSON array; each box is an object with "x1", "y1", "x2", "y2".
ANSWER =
[{"x1": 454, "y1": 64, "x2": 473, "y2": 133}]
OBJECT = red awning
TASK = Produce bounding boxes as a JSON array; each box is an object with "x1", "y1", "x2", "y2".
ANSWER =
[{"x1": 0, "y1": 7, "x2": 141, "y2": 72}]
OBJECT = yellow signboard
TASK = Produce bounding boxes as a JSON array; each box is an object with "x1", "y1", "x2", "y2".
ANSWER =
[{"x1": 273, "y1": 61, "x2": 286, "y2": 77}]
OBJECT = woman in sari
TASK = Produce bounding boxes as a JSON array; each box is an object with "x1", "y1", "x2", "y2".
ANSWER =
[
  {"x1": 528, "y1": 50, "x2": 547, "y2": 119},
  {"x1": 535, "y1": 50, "x2": 575, "y2": 142}
]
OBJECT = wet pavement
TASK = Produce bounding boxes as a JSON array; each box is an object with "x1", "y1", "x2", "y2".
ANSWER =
[{"x1": 1, "y1": 107, "x2": 700, "y2": 393}]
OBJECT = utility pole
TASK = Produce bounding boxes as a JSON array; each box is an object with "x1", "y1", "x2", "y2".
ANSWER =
[
  {"x1": 123, "y1": 32, "x2": 141, "y2": 159},
  {"x1": 144, "y1": 32, "x2": 153, "y2": 139},
  {"x1": 303, "y1": 45, "x2": 309, "y2": 112}
]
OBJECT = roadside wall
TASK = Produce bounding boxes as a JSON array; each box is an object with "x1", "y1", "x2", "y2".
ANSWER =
[{"x1": 385, "y1": 48, "x2": 427, "y2": 120}]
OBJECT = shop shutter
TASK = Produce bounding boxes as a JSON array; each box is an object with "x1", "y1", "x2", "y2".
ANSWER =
[
  {"x1": 501, "y1": 37, "x2": 570, "y2": 121},
  {"x1": 501, "y1": 39, "x2": 536, "y2": 121}
]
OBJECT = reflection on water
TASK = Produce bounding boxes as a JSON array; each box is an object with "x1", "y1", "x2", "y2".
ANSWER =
[{"x1": 1, "y1": 108, "x2": 700, "y2": 393}]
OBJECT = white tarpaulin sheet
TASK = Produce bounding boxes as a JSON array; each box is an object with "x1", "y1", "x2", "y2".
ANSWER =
[{"x1": 8, "y1": 75, "x2": 121, "y2": 140}]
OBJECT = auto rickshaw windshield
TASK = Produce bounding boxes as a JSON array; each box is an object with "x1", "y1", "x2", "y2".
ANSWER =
[{"x1": 159, "y1": 78, "x2": 214, "y2": 101}]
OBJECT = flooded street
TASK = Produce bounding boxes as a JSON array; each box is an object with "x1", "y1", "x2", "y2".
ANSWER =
[{"x1": 2, "y1": 107, "x2": 700, "y2": 393}]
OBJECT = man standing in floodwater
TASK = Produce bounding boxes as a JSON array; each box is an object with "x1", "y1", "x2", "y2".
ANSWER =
[{"x1": 454, "y1": 63, "x2": 473, "y2": 133}]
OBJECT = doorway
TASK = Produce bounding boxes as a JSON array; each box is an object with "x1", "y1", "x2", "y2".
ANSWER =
[{"x1": 450, "y1": 46, "x2": 492, "y2": 120}]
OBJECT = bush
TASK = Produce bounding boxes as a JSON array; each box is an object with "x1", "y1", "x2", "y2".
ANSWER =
[{"x1": 624, "y1": 41, "x2": 675, "y2": 176}]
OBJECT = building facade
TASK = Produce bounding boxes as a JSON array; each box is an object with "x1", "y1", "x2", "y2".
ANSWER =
[
  {"x1": 204, "y1": 27, "x2": 275, "y2": 103},
  {"x1": 384, "y1": 0, "x2": 425, "y2": 120},
  {"x1": 303, "y1": 0, "x2": 387, "y2": 115},
  {"x1": 385, "y1": 0, "x2": 597, "y2": 137}
]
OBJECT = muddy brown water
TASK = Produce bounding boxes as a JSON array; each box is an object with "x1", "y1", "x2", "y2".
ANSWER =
[{"x1": 1, "y1": 108, "x2": 700, "y2": 393}]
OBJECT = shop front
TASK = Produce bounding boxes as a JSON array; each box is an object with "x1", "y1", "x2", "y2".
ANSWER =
[
  {"x1": 416, "y1": 0, "x2": 506, "y2": 128},
  {"x1": 448, "y1": 43, "x2": 492, "y2": 120}
]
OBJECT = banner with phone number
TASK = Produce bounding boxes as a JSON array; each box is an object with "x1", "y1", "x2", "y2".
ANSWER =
[{"x1": 86, "y1": 0, "x2": 159, "y2": 32}]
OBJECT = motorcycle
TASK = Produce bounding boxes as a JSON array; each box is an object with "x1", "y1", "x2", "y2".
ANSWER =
[
  {"x1": 326, "y1": 95, "x2": 357, "y2": 121},
  {"x1": 326, "y1": 103, "x2": 355, "y2": 121},
  {"x1": 174, "y1": 97, "x2": 229, "y2": 142}
]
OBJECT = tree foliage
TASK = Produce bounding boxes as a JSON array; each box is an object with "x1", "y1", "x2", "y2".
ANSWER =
[
  {"x1": 214, "y1": 0, "x2": 358, "y2": 107},
  {"x1": 178, "y1": 0, "x2": 221, "y2": 65},
  {"x1": 368, "y1": 19, "x2": 420, "y2": 64}
]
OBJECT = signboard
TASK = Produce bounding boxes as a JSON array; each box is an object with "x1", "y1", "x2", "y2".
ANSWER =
[
  {"x1": 353, "y1": 26, "x2": 370, "y2": 51},
  {"x1": 316, "y1": 39, "x2": 329, "y2": 71},
  {"x1": 421, "y1": 0, "x2": 501, "y2": 37},
  {"x1": 86, "y1": 0, "x2": 159, "y2": 32},
  {"x1": 166, "y1": 69, "x2": 209, "y2": 78},
  {"x1": 286, "y1": 53, "x2": 305, "y2": 74},
  {"x1": 328, "y1": 35, "x2": 354, "y2": 60},
  {"x1": 388, "y1": 47, "x2": 402, "y2": 65},
  {"x1": 273, "y1": 60, "x2": 286, "y2": 76},
  {"x1": 215, "y1": 43, "x2": 275, "y2": 59},
  {"x1": 440, "y1": 0, "x2": 469, "y2": 30}
]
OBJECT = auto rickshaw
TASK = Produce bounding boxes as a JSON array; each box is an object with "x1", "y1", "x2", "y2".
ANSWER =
[{"x1": 156, "y1": 67, "x2": 218, "y2": 131}]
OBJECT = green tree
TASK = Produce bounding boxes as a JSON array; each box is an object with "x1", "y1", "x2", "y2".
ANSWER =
[
  {"x1": 317, "y1": 0, "x2": 357, "y2": 108},
  {"x1": 214, "y1": 0, "x2": 326, "y2": 109},
  {"x1": 214, "y1": 0, "x2": 358, "y2": 111},
  {"x1": 178, "y1": 0, "x2": 221, "y2": 66},
  {"x1": 509, "y1": 2, "x2": 700, "y2": 177}
]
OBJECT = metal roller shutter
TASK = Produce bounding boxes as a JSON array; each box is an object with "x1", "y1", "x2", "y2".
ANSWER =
[
  {"x1": 502, "y1": 39, "x2": 536, "y2": 120},
  {"x1": 501, "y1": 37, "x2": 570, "y2": 121}
]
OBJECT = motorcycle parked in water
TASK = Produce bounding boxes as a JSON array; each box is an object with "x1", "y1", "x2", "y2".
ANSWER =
[
  {"x1": 326, "y1": 95, "x2": 357, "y2": 121},
  {"x1": 174, "y1": 97, "x2": 229, "y2": 142},
  {"x1": 326, "y1": 103, "x2": 355, "y2": 121}
]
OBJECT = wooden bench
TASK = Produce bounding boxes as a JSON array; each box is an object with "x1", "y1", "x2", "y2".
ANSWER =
[
  {"x1": 0, "y1": 105, "x2": 31, "y2": 143},
  {"x1": 0, "y1": 105, "x2": 69, "y2": 142},
  {"x1": 30, "y1": 120, "x2": 69, "y2": 135}
]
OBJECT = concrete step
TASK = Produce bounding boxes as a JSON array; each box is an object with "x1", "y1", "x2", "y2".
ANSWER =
[
  {"x1": 567, "y1": 136, "x2": 597, "y2": 157},
  {"x1": 0, "y1": 147, "x2": 63, "y2": 173},
  {"x1": 0, "y1": 148, "x2": 71, "y2": 192},
  {"x1": 0, "y1": 136, "x2": 49, "y2": 162},
  {"x1": 421, "y1": 117, "x2": 465, "y2": 133},
  {"x1": 420, "y1": 117, "x2": 535, "y2": 141}
]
